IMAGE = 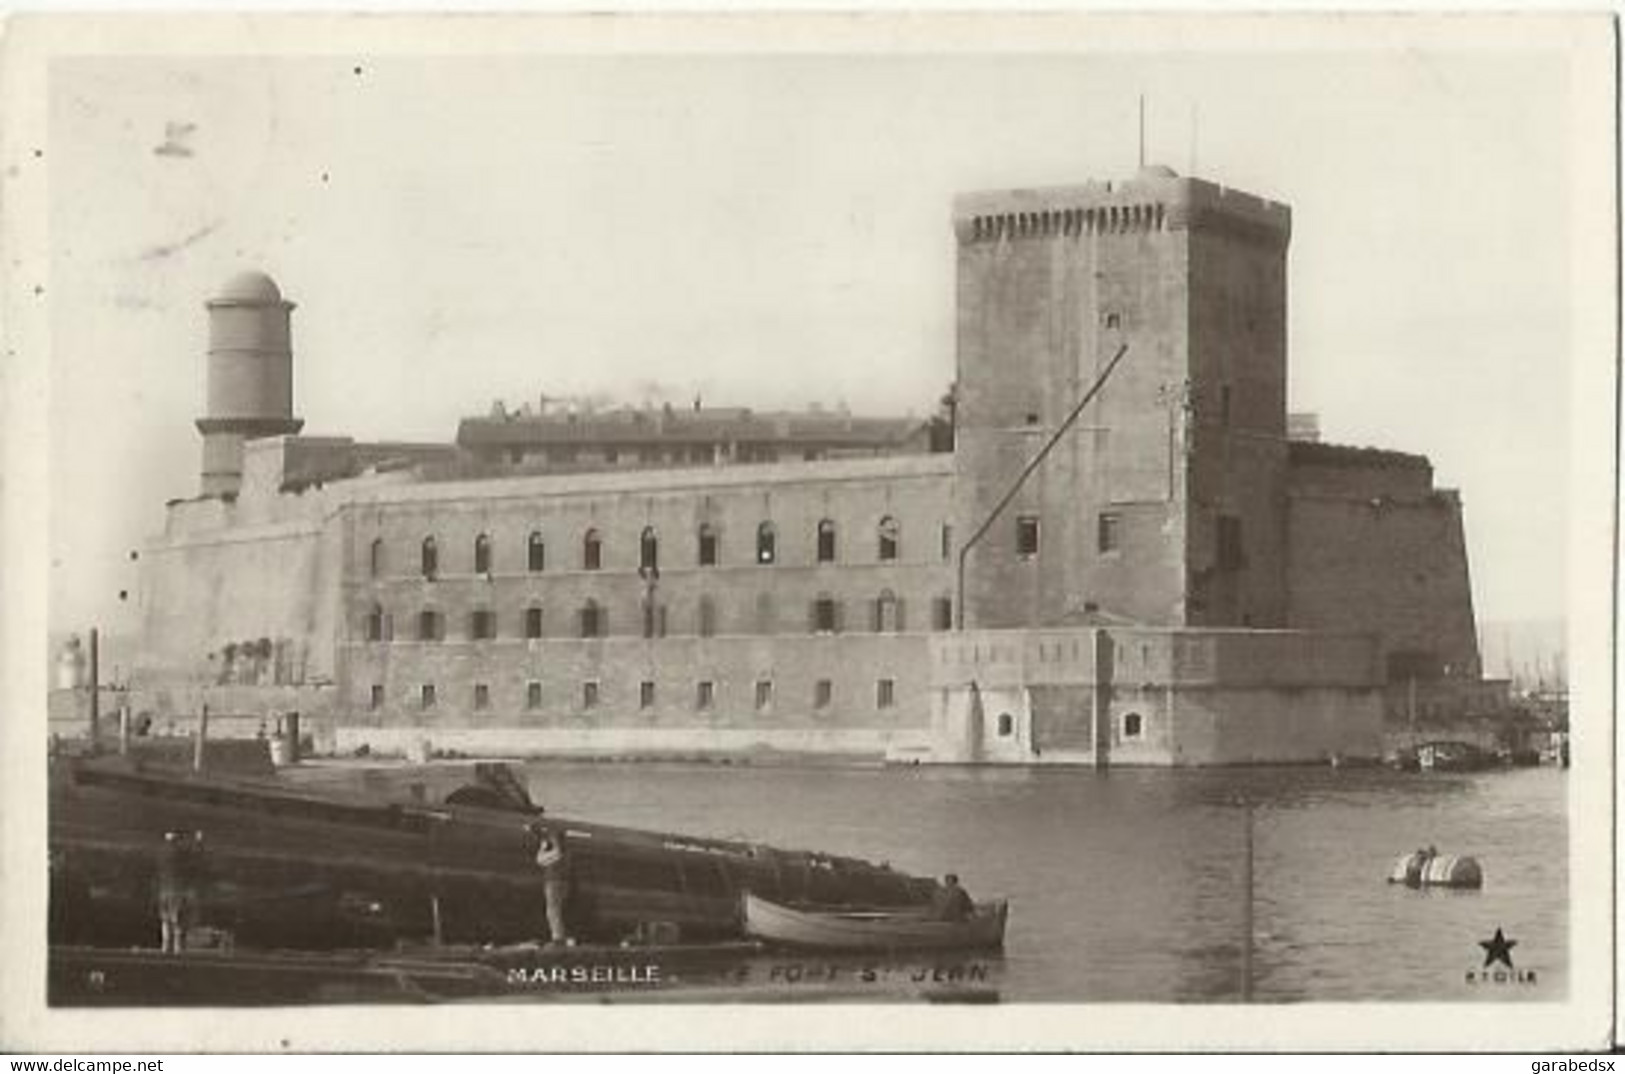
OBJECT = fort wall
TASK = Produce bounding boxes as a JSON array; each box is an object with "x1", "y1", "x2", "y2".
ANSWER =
[
  {"x1": 1285, "y1": 470, "x2": 1480, "y2": 683},
  {"x1": 926, "y1": 627, "x2": 1381, "y2": 765}
]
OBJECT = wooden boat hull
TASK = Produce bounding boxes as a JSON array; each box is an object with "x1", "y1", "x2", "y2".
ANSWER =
[
  {"x1": 50, "y1": 756, "x2": 938, "y2": 951},
  {"x1": 742, "y1": 892, "x2": 1008, "y2": 952}
]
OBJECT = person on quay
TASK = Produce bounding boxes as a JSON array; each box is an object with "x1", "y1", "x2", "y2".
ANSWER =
[
  {"x1": 529, "y1": 822, "x2": 573, "y2": 946},
  {"x1": 156, "y1": 830, "x2": 205, "y2": 954},
  {"x1": 930, "y1": 873, "x2": 976, "y2": 923}
]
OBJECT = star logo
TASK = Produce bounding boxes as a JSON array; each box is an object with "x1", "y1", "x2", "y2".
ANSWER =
[{"x1": 1479, "y1": 927, "x2": 1517, "y2": 969}]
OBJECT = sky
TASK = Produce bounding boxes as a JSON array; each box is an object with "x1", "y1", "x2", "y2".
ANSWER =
[{"x1": 44, "y1": 34, "x2": 1593, "y2": 639}]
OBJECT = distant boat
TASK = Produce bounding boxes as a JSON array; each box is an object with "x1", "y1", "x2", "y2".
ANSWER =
[
  {"x1": 1417, "y1": 741, "x2": 1493, "y2": 772},
  {"x1": 742, "y1": 891, "x2": 1008, "y2": 952}
]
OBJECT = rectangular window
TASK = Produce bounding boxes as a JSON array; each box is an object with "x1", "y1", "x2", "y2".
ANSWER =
[
  {"x1": 525, "y1": 607, "x2": 544, "y2": 639},
  {"x1": 814, "y1": 679, "x2": 833, "y2": 710},
  {"x1": 473, "y1": 683, "x2": 490, "y2": 710},
  {"x1": 876, "y1": 678, "x2": 896, "y2": 709},
  {"x1": 470, "y1": 609, "x2": 496, "y2": 640},
  {"x1": 581, "y1": 681, "x2": 600, "y2": 710},
  {"x1": 932, "y1": 596, "x2": 954, "y2": 632},
  {"x1": 370, "y1": 684, "x2": 384, "y2": 711},
  {"x1": 1015, "y1": 516, "x2": 1040, "y2": 558},
  {"x1": 1097, "y1": 512, "x2": 1121, "y2": 555},
  {"x1": 1218, "y1": 514, "x2": 1245, "y2": 570},
  {"x1": 755, "y1": 680, "x2": 773, "y2": 711},
  {"x1": 640, "y1": 681, "x2": 656, "y2": 710},
  {"x1": 698, "y1": 528, "x2": 718, "y2": 567},
  {"x1": 696, "y1": 681, "x2": 715, "y2": 710},
  {"x1": 940, "y1": 524, "x2": 952, "y2": 561},
  {"x1": 526, "y1": 681, "x2": 543, "y2": 710},
  {"x1": 418, "y1": 611, "x2": 440, "y2": 642},
  {"x1": 812, "y1": 597, "x2": 838, "y2": 634},
  {"x1": 420, "y1": 684, "x2": 437, "y2": 711}
]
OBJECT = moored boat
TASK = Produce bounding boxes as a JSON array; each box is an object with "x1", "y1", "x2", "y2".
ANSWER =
[
  {"x1": 741, "y1": 891, "x2": 1008, "y2": 952},
  {"x1": 50, "y1": 753, "x2": 940, "y2": 951}
]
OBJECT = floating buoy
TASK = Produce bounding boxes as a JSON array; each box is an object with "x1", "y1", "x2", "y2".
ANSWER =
[{"x1": 1387, "y1": 851, "x2": 1483, "y2": 889}]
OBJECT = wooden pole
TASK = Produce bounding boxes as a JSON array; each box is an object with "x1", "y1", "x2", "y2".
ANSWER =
[
  {"x1": 430, "y1": 894, "x2": 443, "y2": 947},
  {"x1": 194, "y1": 704, "x2": 209, "y2": 772},
  {"x1": 118, "y1": 704, "x2": 130, "y2": 756},
  {"x1": 87, "y1": 628, "x2": 100, "y2": 751},
  {"x1": 1241, "y1": 802, "x2": 1255, "y2": 1002},
  {"x1": 955, "y1": 343, "x2": 1130, "y2": 628}
]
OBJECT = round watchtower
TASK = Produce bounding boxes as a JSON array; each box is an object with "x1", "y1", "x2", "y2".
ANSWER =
[{"x1": 195, "y1": 270, "x2": 304, "y2": 496}]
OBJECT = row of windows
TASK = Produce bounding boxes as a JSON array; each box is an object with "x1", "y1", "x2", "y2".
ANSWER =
[
  {"x1": 367, "y1": 508, "x2": 1184, "y2": 582},
  {"x1": 373, "y1": 517, "x2": 949, "y2": 579},
  {"x1": 982, "y1": 711, "x2": 1142, "y2": 738},
  {"x1": 374, "y1": 677, "x2": 899, "y2": 713},
  {"x1": 363, "y1": 592, "x2": 955, "y2": 641}
]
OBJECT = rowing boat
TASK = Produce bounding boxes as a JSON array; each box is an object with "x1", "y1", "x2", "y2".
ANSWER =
[{"x1": 741, "y1": 891, "x2": 1008, "y2": 952}]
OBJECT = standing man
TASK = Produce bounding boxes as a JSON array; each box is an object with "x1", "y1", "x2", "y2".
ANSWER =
[
  {"x1": 930, "y1": 873, "x2": 976, "y2": 923},
  {"x1": 528, "y1": 822, "x2": 573, "y2": 946},
  {"x1": 156, "y1": 830, "x2": 204, "y2": 953}
]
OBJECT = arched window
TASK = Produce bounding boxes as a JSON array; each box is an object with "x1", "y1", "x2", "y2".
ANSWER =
[
  {"x1": 527, "y1": 531, "x2": 546, "y2": 572},
  {"x1": 997, "y1": 713, "x2": 1014, "y2": 737},
  {"x1": 756, "y1": 521, "x2": 776, "y2": 565},
  {"x1": 698, "y1": 595, "x2": 717, "y2": 638},
  {"x1": 640, "y1": 526, "x2": 659, "y2": 573},
  {"x1": 697, "y1": 523, "x2": 718, "y2": 567},
  {"x1": 583, "y1": 529, "x2": 602, "y2": 571},
  {"x1": 1124, "y1": 712, "x2": 1143, "y2": 739},
  {"x1": 420, "y1": 537, "x2": 438, "y2": 579},
  {"x1": 874, "y1": 589, "x2": 901, "y2": 633},
  {"x1": 364, "y1": 604, "x2": 385, "y2": 642},
  {"x1": 878, "y1": 516, "x2": 900, "y2": 561},
  {"x1": 369, "y1": 538, "x2": 385, "y2": 578},
  {"x1": 473, "y1": 533, "x2": 492, "y2": 575},
  {"x1": 524, "y1": 606, "x2": 544, "y2": 640},
  {"x1": 816, "y1": 519, "x2": 838, "y2": 563},
  {"x1": 579, "y1": 599, "x2": 603, "y2": 638},
  {"x1": 418, "y1": 609, "x2": 441, "y2": 642}
]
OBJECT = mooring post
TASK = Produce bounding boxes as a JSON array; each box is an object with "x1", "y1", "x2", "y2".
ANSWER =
[
  {"x1": 194, "y1": 703, "x2": 210, "y2": 772},
  {"x1": 1242, "y1": 801, "x2": 1255, "y2": 1002},
  {"x1": 87, "y1": 627, "x2": 101, "y2": 752},
  {"x1": 430, "y1": 894, "x2": 443, "y2": 947},
  {"x1": 118, "y1": 703, "x2": 130, "y2": 756}
]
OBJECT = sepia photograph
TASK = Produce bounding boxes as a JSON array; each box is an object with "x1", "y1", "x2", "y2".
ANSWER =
[{"x1": 1, "y1": 11, "x2": 1615, "y2": 1052}]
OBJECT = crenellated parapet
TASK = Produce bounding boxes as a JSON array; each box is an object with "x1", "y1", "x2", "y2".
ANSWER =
[{"x1": 952, "y1": 167, "x2": 1291, "y2": 249}]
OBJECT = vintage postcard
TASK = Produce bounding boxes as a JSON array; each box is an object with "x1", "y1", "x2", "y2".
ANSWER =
[{"x1": 0, "y1": 11, "x2": 1615, "y2": 1052}]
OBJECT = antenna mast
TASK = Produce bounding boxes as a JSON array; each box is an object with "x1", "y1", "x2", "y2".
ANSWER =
[{"x1": 1138, "y1": 94, "x2": 1146, "y2": 169}]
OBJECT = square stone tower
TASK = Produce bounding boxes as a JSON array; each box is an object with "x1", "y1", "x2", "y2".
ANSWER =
[{"x1": 952, "y1": 166, "x2": 1292, "y2": 629}]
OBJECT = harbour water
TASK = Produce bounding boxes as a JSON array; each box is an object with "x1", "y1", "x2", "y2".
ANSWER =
[{"x1": 520, "y1": 761, "x2": 1567, "y2": 1002}]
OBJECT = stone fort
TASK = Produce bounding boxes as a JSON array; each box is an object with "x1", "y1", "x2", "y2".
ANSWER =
[{"x1": 118, "y1": 165, "x2": 1487, "y2": 765}]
